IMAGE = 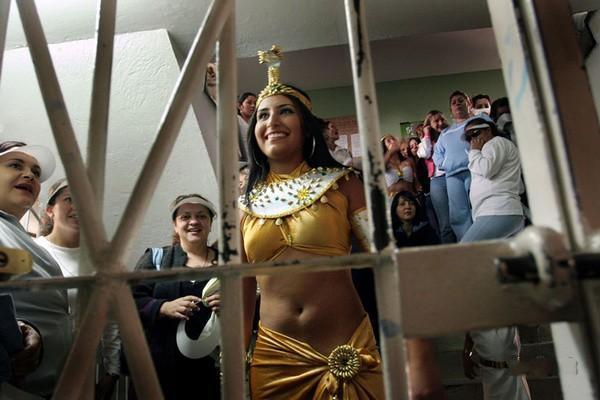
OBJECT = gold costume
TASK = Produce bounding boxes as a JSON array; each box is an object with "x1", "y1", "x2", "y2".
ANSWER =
[
  {"x1": 241, "y1": 46, "x2": 382, "y2": 399},
  {"x1": 239, "y1": 162, "x2": 383, "y2": 399},
  {"x1": 250, "y1": 316, "x2": 384, "y2": 400},
  {"x1": 240, "y1": 162, "x2": 359, "y2": 262}
]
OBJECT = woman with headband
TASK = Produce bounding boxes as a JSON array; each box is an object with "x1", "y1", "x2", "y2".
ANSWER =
[
  {"x1": 240, "y1": 46, "x2": 383, "y2": 399},
  {"x1": 131, "y1": 194, "x2": 221, "y2": 399}
]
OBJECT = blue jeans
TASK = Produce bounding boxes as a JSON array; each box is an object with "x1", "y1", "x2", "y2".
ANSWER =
[
  {"x1": 429, "y1": 175, "x2": 456, "y2": 244},
  {"x1": 446, "y1": 170, "x2": 472, "y2": 240},
  {"x1": 461, "y1": 215, "x2": 525, "y2": 243}
]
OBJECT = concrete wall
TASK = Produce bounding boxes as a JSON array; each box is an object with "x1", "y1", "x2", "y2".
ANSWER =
[
  {"x1": 307, "y1": 69, "x2": 507, "y2": 135},
  {"x1": 0, "y1": 29, "x2": 217, "y2": 268}
]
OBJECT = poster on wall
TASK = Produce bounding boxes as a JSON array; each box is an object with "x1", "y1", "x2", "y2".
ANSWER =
[
  {"x1": 327, "y1": 115, "x2": 358, "y2": 153},
  {"x1": 399, "y1": 121, "x2": 423, "y2": 137}
]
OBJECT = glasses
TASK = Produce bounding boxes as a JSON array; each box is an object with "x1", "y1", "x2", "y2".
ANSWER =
[{"x1": 465, "y1": 128, "x2": 487, "y2": 142}]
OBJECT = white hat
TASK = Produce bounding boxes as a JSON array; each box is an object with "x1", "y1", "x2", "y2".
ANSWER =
[
  {"x1": 0, "y1": 145, "x2": 56, "y2": 182},
  {"x1": 46, "y1": 178, "x2": 69, "y2": 206}
]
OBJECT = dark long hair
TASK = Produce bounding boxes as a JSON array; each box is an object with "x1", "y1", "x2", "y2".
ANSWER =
[
  {"x1": 244, "y1": 86, "x2": 342, "y2": 204},
  {"x1": 390, "y1": 191, "x2": 424, "y2": 229},
  {"x1": 237, "y1": 92, "x2": 256, "y2": 116}
]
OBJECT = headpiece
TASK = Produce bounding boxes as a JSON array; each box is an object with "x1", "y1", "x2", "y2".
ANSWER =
[{"x1": 256, "y1": 45, "x2": 312, "y2": 111}]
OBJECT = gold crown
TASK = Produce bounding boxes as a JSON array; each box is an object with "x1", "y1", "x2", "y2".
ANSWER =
[{"x1": 256, "y1": 45, "x2": 312, "y2": 111}]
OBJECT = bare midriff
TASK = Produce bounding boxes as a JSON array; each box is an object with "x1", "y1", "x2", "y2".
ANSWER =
[{"x1": 257, "y1": 247, "x2": 366, "y2": 356}]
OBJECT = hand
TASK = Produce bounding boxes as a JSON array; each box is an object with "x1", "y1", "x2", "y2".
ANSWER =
[
  {"x1": 470, "y1": 136, "x2": 484, "y2": 151},
  {"x1": 423, "y1": 126, "x2": 433, "y2": 139},
  {"x1": 204, "y1": 292, "x2": 221, "y2": 315},
  {"x1": 11, "y1": 322, "x2": 42, "y2": 378},
  {"x1": 95, "y1": 373, "x2": 118, "y2": 400},
  {"x1": 159, "y1": 295, "x2": 201, "y2": 320},
  {"x1": 462, "y1": 351, "x2": 478, "y2": 379}
]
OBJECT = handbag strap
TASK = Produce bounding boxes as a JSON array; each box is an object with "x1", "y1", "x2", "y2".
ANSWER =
[{"x1": 150, "y1": 247, "x2": 164, "y2": 271}]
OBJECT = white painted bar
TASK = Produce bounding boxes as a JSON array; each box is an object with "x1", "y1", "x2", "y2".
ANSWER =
[
  {"x1": 113, "y1": 283, "x2": 164, "y2": 399},
  {"x1": 343, "y1": 1, "x2": 408, "y2": 399},
  {"x1": 53, "y1": 285, "x2": 111, "y2": 399},
  {"x1": 0, "y1": 0, "x2": 10, "y2": 83},
  {"x1": 107, "y1": 0, "x2": 232, "y2": 267},
  {"x1": 216, "y1": 10, "x2": 245, "y2": 400},
  {"x1": 16, "y1": 0, "x2": 109, "y2": 262},
  {"x1": 487, "y1": 0, "x2": 597, "y2": 398},
  {"x1": 87, "y1": 0, "x2": 117, "y2": 210}
]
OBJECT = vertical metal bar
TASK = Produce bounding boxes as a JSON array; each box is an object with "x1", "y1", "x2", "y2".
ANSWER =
[
  {"x1": 487, "y1": 0, "x2": 598, "y2": 398},
  {"x1": 16, "y1": 0, "x2": 108, "y2": 261},
  {"x1": 87, "y1": 0, "x2": 117, "y2": 212},
  {"x1": 521, "y1": 0, "x2": 600, "y2": 395},
  {"x1": 53, "y1": 285, "x2": 111, "y2": 399},
  {"x1": 0, "y1": 0, "x2": 10, "y2": 83},
  {"x1": 107, "y1": 0, "x2": 232, "y2": 266},
  {"x1": 216, "y1": 11, "x2": 244, "y2": 400},
  {"x1": 113, "y1": 283, "x2": 163, "y2": 400},
  {"x1": 343, "y1": 1, "x2": 408, "y2": 399}
]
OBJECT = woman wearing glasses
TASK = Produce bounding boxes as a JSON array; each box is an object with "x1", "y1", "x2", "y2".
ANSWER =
[
  {"x1": 460, "y1": 116, "x2": 530, "y2": 400},
  {"x1": 131, "y1": 194, "x2": 221, "y2": 399},
  {"x1": 461, "y1": 115, "x2": 525, "y2": 242}
]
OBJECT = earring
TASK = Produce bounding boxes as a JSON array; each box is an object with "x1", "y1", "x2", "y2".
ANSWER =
[{"x1": 309, "y1": 136, "x2": 316, "y2": 158}]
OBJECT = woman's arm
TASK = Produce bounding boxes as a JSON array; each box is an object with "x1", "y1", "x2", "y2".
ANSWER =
[
  {"x1": 468, "y1": 138, "x2": 507, "y2": 179},
  {"x1": 339, "y1": 173, "x2": 371, "y2": 252}
]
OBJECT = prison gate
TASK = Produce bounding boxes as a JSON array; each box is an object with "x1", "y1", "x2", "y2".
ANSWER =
[{"x1": 0, "y1": 0, "x2": 598, "y2": 399}]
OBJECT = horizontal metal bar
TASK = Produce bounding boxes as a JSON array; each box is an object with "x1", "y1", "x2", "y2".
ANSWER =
[
  {"x1": 0, "y1": 252, "x2": 388, "y2": 290},
  {"x1": 398, "y1": 241, "x2": 579, "y2": 337}
]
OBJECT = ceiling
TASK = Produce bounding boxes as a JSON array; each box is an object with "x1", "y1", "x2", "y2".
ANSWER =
[{"x1": 4, "y1": 0, "x2": 599, "y2": 93}]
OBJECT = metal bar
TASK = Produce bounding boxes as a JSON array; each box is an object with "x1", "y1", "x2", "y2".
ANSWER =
[
  {"x1": 113, "y1": 283, "x2": 163, "y2": 400},
  {"x1": 0, "y1": 0, "x2": 10, "y2": 90},
  {"x1": 343, "y1": 2, "x2": 407, "y2": 398},
  {"x1": 106, "y1": 0, "x2": 232, "y2": 267},
  {"x1": 487, "y1": 0, "x2": 598, "y2": 397},
  {"x1": 0, "y1": 252, "x2": 386, "y2": 290},
  {"x1": 397, "y1": 243, "x2": 578, "y2": 336},
  {"x1": 524, "y1": 0, "x2": 600, "y2": 393},
  {"x1": 16, "y1": 0, "x2": 109, "y2": 262},
  {"x1": 216, "y1": 11, "x2": 244, "y2": 400},
  {"x1": 53, "y1": 284, "x2": 111, "y2": 399},
  {"x1": 87, "y1": 0, "x2": 117, "y2": 211}
]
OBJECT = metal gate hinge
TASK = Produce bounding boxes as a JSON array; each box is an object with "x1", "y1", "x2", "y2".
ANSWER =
[{"x1": 495, "y1": 227, "x2": 575, "y2": 310}]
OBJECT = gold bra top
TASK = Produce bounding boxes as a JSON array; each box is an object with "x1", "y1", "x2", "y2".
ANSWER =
[{"x1": 239, "y1": 162, "x2": 353, "y2": 262}]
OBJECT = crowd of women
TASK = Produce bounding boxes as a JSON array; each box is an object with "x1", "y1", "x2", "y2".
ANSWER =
[{"x1": 0, "y1": 45, "x2": 530, "y2": 400}]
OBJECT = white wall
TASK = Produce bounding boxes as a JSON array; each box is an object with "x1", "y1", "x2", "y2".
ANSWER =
[{"x1": 0, "y1": 29, "x2": 218, "y2": 268}]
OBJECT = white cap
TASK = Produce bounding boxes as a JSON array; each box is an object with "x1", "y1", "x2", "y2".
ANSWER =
[
  {"x1": 46, "y1": 178, "x2": 68, "y2": 206},
  {"x1": 0, "y1": 145, "x2": 56, "y2": 182}
]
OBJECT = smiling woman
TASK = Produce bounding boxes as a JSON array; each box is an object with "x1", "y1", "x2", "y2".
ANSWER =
[
  {"x1": 130, "y1": 193, "x2": 221, "y2": 399},
  {"x1": 240, "y1": 47, "x2": 383, "y2": 399},
  {"x1": 0, "y1": 141, "x2": 73, "y2": 398}
]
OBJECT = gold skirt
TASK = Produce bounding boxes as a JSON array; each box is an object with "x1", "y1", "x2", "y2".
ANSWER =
[{"x1": 250, "y1": 316, "x2": 384, "y2": 399}]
